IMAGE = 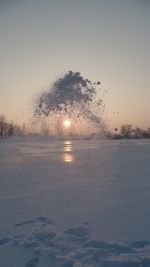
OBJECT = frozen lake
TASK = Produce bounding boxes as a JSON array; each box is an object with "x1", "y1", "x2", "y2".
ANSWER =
[{"x1": 0, "y1": 138, "x2": 150, "y2": 266}]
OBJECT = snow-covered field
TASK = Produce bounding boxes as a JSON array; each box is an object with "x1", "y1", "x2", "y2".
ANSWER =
[{"x1": 0, "y1": 138, "x2": 150, "y2": 267}]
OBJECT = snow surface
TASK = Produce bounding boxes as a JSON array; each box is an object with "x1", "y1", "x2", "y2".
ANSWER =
[{"x1": 0, "y1": 137, "x2": 150, "y2": 266}]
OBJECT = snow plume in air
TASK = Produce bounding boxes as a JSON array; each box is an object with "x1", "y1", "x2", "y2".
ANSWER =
[{"x1": 34, "y1": 71, "x2": 107, "y2": 136}]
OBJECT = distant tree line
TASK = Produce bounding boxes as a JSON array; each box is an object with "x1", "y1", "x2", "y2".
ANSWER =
[
  {"x1": 0, "y1": 115, "x2": 150, "y2": 139},
  {"x1": 108, "y1": 124, "x2": 150, "y2": 139},
  {"x1": 0, "y1": 115, "x2": 25, "y2": 138}
]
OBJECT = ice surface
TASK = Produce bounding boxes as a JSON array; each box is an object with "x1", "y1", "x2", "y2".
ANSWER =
[{"x1": 0, "y1": 138, "x2": 150, "y2": 266}]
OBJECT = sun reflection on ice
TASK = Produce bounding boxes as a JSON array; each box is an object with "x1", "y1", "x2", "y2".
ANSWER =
[
  {"x1": 64, "y1": 140, "x2": 72, "y2": 152},
  {"x1": 63, "y1": 140, "x2": 74, "y2": 163},
  {"x1": 64, "y1": 153, "x2": 74, "y2": 163}
]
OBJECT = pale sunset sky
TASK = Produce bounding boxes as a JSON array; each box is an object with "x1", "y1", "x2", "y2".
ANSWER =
[{"x1": 0, "y1": 0, "x2": 150, "y2": 129}]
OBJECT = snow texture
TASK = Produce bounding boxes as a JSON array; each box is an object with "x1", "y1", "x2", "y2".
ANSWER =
[{"x1": 1, "y1": 219, "x2": 150, "y2": 266}]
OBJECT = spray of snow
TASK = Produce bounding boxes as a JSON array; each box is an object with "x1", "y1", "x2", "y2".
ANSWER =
[{"x1": 34, "y1": 71, "x2": 107, "y2": 137}]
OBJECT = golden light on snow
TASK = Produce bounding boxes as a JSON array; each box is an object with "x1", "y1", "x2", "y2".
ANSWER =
[
  {"x1": 63, "y1": 153, "x2": 73, "y2": 163},
  {"x1": 63, "y1": 141, "x2": 74, "y2": 163},
  {"x1": 64, "y1": 119, "x2": 71, "y2": 128},
  {"x1": 64, "y1": 140, "x2": 72, "y2": 152}
]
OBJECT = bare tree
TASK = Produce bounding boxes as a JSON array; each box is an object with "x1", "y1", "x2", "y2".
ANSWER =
[
  {"x1": 133, "y1": 127, "x2": 144, "y2": 139},
  {"x1": 121, "y1": 124, "x2": 132, "y2": 138},
  {"x1": 0, "y1": 115, "x2": 7, "y2": 137},
  {"x1": 8, "y1": 122, "x2": 14, "y2": 136}
]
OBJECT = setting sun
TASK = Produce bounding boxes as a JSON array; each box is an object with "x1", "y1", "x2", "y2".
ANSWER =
[{"x1": 64, "y1": 119, "x2": 71, "y2": 128}]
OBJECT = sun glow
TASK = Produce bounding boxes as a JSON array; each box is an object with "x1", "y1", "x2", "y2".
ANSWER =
[{"x1": 64, "y1": 119, "x2": 71, "y2": 128}]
